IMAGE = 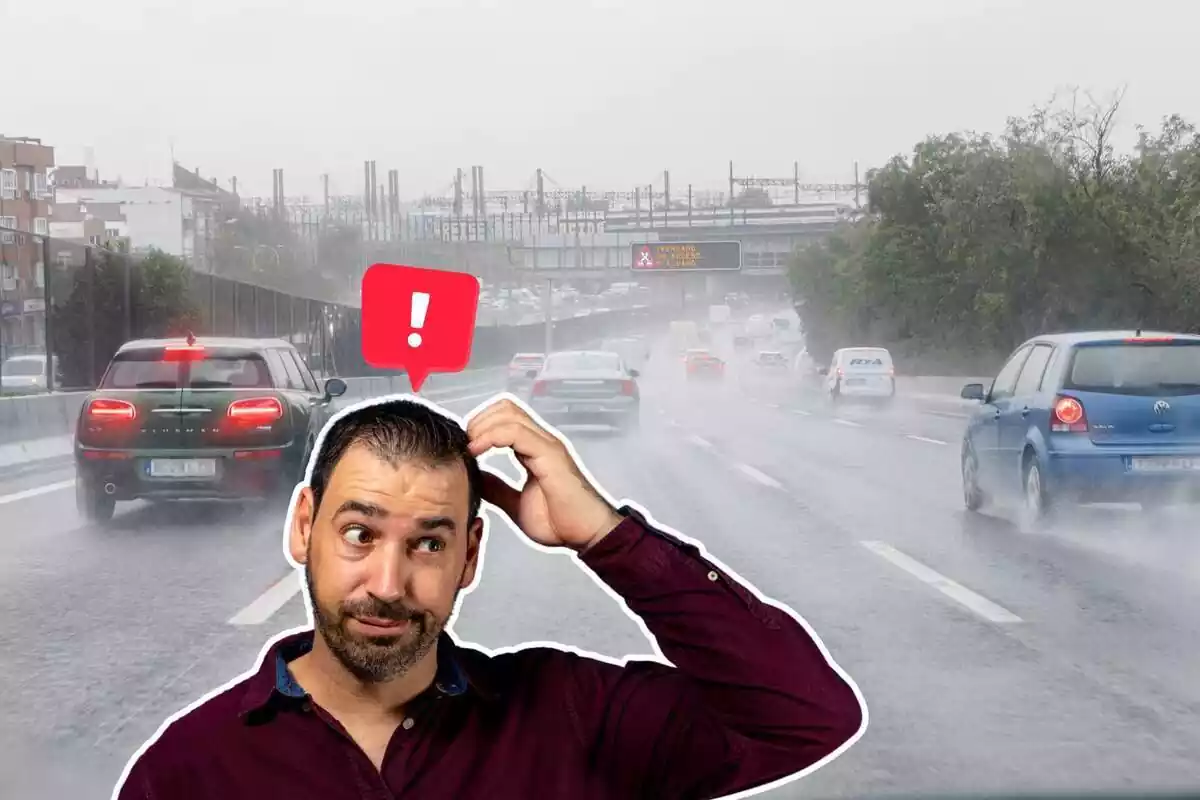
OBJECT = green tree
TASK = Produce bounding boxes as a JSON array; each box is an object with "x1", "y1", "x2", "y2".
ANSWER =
[
  {"x1": 51, "y1": 248, "x2": 199, "y2": 388},
  {"x1": 789, "y1": 90, "x2": 1200, "y2": 372}
]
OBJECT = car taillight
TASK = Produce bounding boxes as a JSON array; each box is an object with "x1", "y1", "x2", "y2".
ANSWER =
[
  {"x1": 620, "y1": 380, "x2": 635, "y2": 396},
  {"x1": 87, "y1": 398, "x2": 136, "y2": 422},
  {"x1": 227, "y1": 397, "x2": 283, "y2": 424},
  {"x1": 1051, "y1": 395, "x2": 1088, "y2": 433},
  {"x1": 531, "y1": 381, "x2": 548, "y2": 397},
  {"x1": 837, "y1": 367, "x2": 844, "y2": 378},
  {"x1": 163, "y1": 344, "x2": 206, "y2": 362}
]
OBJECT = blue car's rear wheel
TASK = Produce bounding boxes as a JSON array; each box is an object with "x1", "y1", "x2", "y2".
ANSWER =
[{"x1": 1020, "y1": 454, "x2": 1055, "y2": 531}]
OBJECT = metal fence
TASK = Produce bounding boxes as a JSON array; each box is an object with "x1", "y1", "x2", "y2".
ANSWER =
[
  {"x1": 0, "y1": 227, "x2": 667, "y2": 396},
  {"x1": 0, "y1": 230, "x2": 364, "y2": 393}
]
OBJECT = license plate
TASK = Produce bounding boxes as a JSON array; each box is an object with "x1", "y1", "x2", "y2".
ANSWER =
[
  {"x1": 566, "y1": 404, "x2": 603, "y2": 413},
  {"x1": 846, "y1": 378, "x2": 866, "y2": 385},
  {"x1": 1130, "y1": 457, "x2": 1200, "y2": 472},
  {"x1": 148, "y1": 458, "x2": 217, "y2": 478}
]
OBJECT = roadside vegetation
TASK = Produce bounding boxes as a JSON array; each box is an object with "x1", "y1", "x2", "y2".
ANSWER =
[{"x1": 790, "y1": 90, "x2": 1200, "y2": 374}]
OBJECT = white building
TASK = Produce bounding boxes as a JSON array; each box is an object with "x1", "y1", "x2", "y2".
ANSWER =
[{"x1": 53, "y1": 186, "x2": 220, "y2": 270}]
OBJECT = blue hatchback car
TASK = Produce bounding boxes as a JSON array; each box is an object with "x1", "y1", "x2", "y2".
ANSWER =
[{"x1": 959, "y1": 330, "x2": 1200, "y2": 526}]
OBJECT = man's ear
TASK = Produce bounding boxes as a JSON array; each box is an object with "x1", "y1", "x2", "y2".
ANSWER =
[
  {"x1": 459, "y1": 516, "x2": 484, "y2": 590},
  {"x1": 289, "y1": 487, "x2": 316, "y2": 566}
]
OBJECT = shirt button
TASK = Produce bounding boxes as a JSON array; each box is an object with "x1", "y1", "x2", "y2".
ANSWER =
[
  {"x1": 707, "y1": 570, "x2": 720, "y2": 582},
  {"x1": 402, "y1": 717, "x2": 415, "y2": 730}
]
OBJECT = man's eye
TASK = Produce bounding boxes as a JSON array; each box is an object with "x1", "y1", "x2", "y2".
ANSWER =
[
  {"x1": 415, "y1": 537, "x2": 446, "y2": 554},
  {"x1": 341, "y1": 526, "x2": 373, "y2": 546}
]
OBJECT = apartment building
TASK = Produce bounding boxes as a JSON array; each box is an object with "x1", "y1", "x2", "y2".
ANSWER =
[{"x1": 0, "y1": 135, "x2": 54, "y2": 355}]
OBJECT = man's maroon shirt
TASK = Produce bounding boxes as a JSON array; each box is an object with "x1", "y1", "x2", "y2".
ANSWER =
[{"x1": 116, "y1": 509, "x2": 863, "y2": 800}]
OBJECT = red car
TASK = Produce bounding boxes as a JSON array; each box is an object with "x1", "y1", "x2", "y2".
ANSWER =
[{"x1": 685, "y1": 350, "x2": 725, "y2": 380}]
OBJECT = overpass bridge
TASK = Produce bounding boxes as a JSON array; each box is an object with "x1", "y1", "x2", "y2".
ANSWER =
[{"x1": 263, "y1": 162, "x2": 866, "y2": 297}]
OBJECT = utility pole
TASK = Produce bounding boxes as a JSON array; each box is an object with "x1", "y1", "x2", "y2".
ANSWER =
[
  {"x1": 854, "y1": 161, "x2": 861, "y2": 209},
  {"x1": 454, "y1": 168, "x2": 464, "y2": 217},
  {"x1": 322, "y1": 174, "x2": 329, "y2": 221},
  {"x1": 544, "y1": 278, "x2": 553, "y2": 355},
  {"x1": 472, "y1": 165, "x2": 482, "y2": 232},
  {"x1": 535, "y1": 168, "x2": 544, "y2": 219},
  {"x1": 369, "y1": 161, "x2": 378, "y2": 241},
  {"x1": 664, "y1": 170, "x2": 670, "y2": 222},
  {"x1": 794, "y1": 161, "x2": 800, "y2": 204},
  {"x1": 728, "y1": 160, "x2": 735, "y2": 222},
  {"x1": 470, "y1": 166, "x2": 479, "y2": 219},
  {"x1": 362, "y1": 161, "x2": 372, "y2": 240}
]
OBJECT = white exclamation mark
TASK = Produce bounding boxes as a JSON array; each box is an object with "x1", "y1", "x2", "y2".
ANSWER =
[{"x1": 408, "y1": 292, "x2": 430, "y2": 347}]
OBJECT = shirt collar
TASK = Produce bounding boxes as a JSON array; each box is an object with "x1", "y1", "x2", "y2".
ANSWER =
[{"x1": 239, "y1": 629, "x2": 494, "y2": 719}]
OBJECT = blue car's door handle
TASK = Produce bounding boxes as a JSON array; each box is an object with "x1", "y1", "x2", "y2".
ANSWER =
[{"x1": 1020, "y1": 407, "x2": 1030, "y2": 418}]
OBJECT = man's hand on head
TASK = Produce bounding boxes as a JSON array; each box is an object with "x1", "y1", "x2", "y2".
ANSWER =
[{"x1": 466, "y1": 399, "x2": 622, "y2": 553}]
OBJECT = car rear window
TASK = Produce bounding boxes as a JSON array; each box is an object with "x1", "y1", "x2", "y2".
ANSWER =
[
  {"x1": 101, "y1": 349, "x2": 273, "y2": 389},
  {"x1": 1065, "y1": 342, "x2": 1200, "y2": 396},
  {"x1": 843, "y1": 350, "x2": 892, "y2": 367},
  {"x1": 545, "y1": 352, "x2": 620, "y2": 372},
  {"x1": 2, "y1": 358, "x2": 44, "y2": 376}
]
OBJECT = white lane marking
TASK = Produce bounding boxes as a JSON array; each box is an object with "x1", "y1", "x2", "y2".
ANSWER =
[
  {"x1": 925, "y1": 410, "x2": 968, "y2": 420},
  {"x1": 791, "y1": 408, "x2": 812, "y2": 416},
  {"x1": 735, "y1": 463, "x2": 783, "y2": 489},
  {"x1": 228, "y1": 572, "x2": 303, "y2": 626},
  {"x1": 860, "y1": 541, "x2": 1023, "y2": 624},
  {"x1": 906, "y1": 434, "x2": 948, "y2": 446},
  {"x1": 833, "y1": 418, "x2": 863, "y2": 427},
  {"x1": 687, "y1": 434, "x2": 715, "y2": 450},
  {"x1": 0, "y1": 478, "x2": 76, "y2": 506}
]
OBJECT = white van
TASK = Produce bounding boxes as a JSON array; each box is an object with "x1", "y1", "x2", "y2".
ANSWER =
[{"x1": 823, "y1": 347, "x2": 896, "y2": 404}]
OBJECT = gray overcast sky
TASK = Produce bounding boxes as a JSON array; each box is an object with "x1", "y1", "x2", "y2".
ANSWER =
[{"x1": 4, "y1": 0, "x2": 1196, "y2": 199}]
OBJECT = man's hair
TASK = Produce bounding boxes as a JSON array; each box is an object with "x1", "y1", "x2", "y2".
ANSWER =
[{"x1": 309, "y1": 399, "x2": 482, "y2": 521}]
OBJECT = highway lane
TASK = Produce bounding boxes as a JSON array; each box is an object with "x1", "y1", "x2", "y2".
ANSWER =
[
  {"x1": 661, "y1": 363, "x2": 1200, "y2": 795},
  {"x1": 2, "y1": 362, "x2": 1199, "y2": 798}
]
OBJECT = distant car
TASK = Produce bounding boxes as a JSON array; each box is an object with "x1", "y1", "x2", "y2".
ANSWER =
[
  {"x1": 2, "y1": 354, "x2": 46, "y2": 394},
  {"x1": 960, "y1": 330, "x2": 1200, "y2": 528},
  {"x1": 823, "y1": 347, "x2": 896, "y2": 404},
  {"x1": 506, "y1": 352, "x2": 546, "y2": 391},
  {"x1": 685, "y1": 349, "x2": 725, "y2": 380},
  {"x1": 753, "y1": 351, "x2": 790, "y2": 371},
  {"x1": 528, "y1": 350, "x2": 640, "y2": 433},
  {"x1": 73, "y1": 335, "x2": 347, "y2": 523},
  {"x1": 733, "y1": 335, "x2": 753, "y2": 350}
]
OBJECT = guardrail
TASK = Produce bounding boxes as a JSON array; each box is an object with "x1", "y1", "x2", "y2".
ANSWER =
[{"x1": 0, "y1": 305, "x2": 665, "y2": 448}]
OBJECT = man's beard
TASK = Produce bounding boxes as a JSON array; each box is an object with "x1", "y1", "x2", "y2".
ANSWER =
[{"x1": 304, "y1": 553, "x2": 451, "y2": 684}]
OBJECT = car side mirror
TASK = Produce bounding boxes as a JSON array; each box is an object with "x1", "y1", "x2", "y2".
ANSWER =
[
  {"x1": 628, "y1": 368, "x2": 640, "y2": 378},
  {"x1": 960, "y1": 383, "x2": 985, "y2": 401},
  {"x1": 817, "y1": 366, "x2": 828, "y2": 375},
  {"x1": 324, "y1": 377, "x2": 347, "y2": 399},
  {"x1": 525, "y1": 369, "x2": 538, "y2": 379}
]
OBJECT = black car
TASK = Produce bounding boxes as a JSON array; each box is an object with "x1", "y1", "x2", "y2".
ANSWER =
[{"x1": 73, "y1": 335, "x2": 346, "y2": 522}]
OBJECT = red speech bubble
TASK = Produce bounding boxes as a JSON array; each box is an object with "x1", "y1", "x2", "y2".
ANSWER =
[{"x1": 361, "y1": 263, "x2": 480, "y2": 392}]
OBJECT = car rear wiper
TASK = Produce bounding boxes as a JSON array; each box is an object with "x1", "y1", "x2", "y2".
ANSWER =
[
  {"x1": 134, "y1": 381, "x2": 179, "y2": 388},
  {"x1": 1156, "y1": 382, "x2": 1200, "y2": 391},
  {"x1": 189, "y1": 380, "x2": 234, "y2": 388}
]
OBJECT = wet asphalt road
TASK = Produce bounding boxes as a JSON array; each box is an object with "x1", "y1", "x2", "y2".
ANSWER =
[{"x1": 1, "y1": 348, "x2": 1199, "y2": 800}]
